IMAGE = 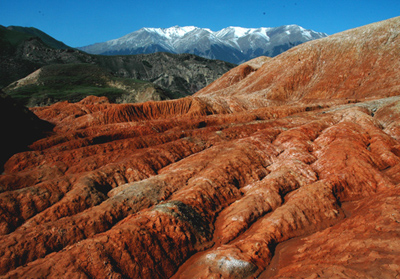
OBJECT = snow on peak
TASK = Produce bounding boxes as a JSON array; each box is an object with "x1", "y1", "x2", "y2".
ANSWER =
[
  {"x1": 285, "y1": 24, "x2": 300, "y2": 29},
  {"x1": 164, "y1": 26, "x2": 197, "y2": 38},
  {"x1": 144, "y1": 26, "x2": 198, "y2": 39},
  {"x1": 79, "y1": 24, "x2": 327, "y2": 64},
  {"x1": 215, "y1": 26, "x2": 275, "y2": 39},
  {"x1": 227, "y1": 26, "x2": 252, "y2": 37},
  {"x1": 299, "y1": 27, "x2": 313, "y2": 39},
  {"x1": 140, "y1": 25, "x2": 316, "y2": 41}
]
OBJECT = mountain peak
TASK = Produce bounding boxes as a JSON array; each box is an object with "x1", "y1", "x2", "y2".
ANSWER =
[
  {"x1": 224, "y1": 26, "x2": 252, "y2": 37},
  {"x1": 143, "y1": 26, "x2": 198, "y2": 39},
  {"x1": 78, "y1": 25, "x2": 327, "y2": 64}
]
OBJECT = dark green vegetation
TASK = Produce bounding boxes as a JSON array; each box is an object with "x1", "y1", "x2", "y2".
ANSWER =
[
  {"x1": 5, "y1": 63, "x2": 171, "y2": 106},
  {"x1": 3, "y1": 26, "x2": 71, "y2": 49},
  {"x1": 0, "y1": 26, "x2": 33, "y2": 47},
  {"x1": 0, "y1": 26, "x2": 235, "y2": 105},
  {"x1": 0, "y1": 26, "x2": 40, "y2": 87}
]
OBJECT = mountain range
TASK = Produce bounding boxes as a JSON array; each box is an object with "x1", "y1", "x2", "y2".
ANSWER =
[
  {"x1": 78, "y1": 25, "x2": 327, "y2": 64},
  {"x1": 0, "y1": 26, "x2": 235, "y2": 103}
]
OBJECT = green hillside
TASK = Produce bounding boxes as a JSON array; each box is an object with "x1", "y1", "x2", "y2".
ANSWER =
[
  {"x1": 5, "y1": 26, "x2": 71, "y2": 49},
  {"x1": 0, "y1": 25, "x2": 33, "y2": 47},
  {"x1": 4, "y1": 63, "x2": 170, "y2": 106}
]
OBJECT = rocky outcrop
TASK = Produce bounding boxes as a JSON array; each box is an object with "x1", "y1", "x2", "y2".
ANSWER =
[
  {"x1": 95, "y1": 52, "x2": 236, "y2": 97},
  {"x1": 1, "y1": 17, "x2": 400, "y2": 278}
]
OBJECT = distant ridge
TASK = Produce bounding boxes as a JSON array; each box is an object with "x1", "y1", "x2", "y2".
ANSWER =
[
  {"x1": 2, "y1": 25, "x2": 71, "y2": 49},
  {"x1": 0, "y1": 26, "x2": 235, "y2": 98},
  {"x1": 78, "y1": 25, "x2": 327, "y2": 64}
]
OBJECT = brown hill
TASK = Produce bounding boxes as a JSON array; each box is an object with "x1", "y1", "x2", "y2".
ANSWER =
[
  {"x1": 1, "y1": 17, "x2": 400, "y2": 278},
  {"x1": 196, "y1": 16, "x2": 400, "y2": 106}
]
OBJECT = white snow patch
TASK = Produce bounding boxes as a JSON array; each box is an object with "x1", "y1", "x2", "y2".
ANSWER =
[
  {"x1": 145, "y1": 26, "x2": 197, "y2": 39},
  {"x1": 230, "y1": 26, "x2": 251, "y2": 38}
]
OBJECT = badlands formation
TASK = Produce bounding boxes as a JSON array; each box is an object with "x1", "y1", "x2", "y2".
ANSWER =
[{"x1": 1, "y1": 17, "x2": 400, "y2": 278}]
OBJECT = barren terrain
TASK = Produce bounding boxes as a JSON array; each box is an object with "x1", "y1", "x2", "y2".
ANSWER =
[{"x1": 1, "y1": 17, "x2": 400, "y2": 278}]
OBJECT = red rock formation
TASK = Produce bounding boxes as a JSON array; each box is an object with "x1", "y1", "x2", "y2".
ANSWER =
[
  {"x1": 1, "y1": 17, "x2": 400, "y2": 278},
  {"x1": 259, "y1": 188, "x2": 400, "y2": 279},
  {"x1": 196, "y1": 17, "x2": 400, "y2": 105}
]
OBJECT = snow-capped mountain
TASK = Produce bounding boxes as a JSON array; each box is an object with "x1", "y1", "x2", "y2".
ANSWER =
[{"x1": 78, "y1": 25, "x2": 327, "y2": 64}]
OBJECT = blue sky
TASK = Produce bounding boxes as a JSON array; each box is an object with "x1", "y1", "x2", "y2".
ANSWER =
[{"x1": 1, "y1": 0, "x2": 399, "y2": 47}]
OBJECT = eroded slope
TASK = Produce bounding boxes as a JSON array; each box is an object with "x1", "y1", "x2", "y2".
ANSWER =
[
  {"x1": 196, "y1": 17, "x2": 400, "y2": 104},
  {"x1": 1, "y1": 94, "x2": 399, "y2": 278},
  {"x1": 1, "y1": 17, "x2": 400, "y2": 279}
]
